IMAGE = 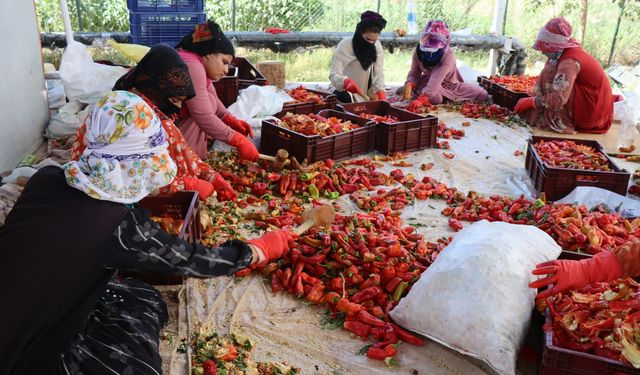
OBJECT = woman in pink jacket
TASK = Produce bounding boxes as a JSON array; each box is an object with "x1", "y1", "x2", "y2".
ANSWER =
[
  {"x1": 175, "y1": 20, "x2": 258, "y2": 161},
  {"x1": 402, "y1": 20, "x2": 488, "y2": 106}
]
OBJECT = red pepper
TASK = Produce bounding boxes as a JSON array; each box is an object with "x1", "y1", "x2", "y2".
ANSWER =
[
  {"x1": 342, "y1": 184, "x2": 360, "y2": 193},
  {"x1": 288, "y1": 174, "x2": 298, "y2": 191},
  {"x1": 366, "y1": 344, "x2": 397, "y2": 360},
  {"x1": 351, "y1": 286, "x2": 383, "y2": 304},
  {"x1": 271, "y1": 273, "x2": 285, "y2": 293},
  {"x1": 448, "y1": 218, "x2": 463, "y2": 232},
  {"x1": 323, "y1": 291, "x2": 341, "y2": 304},
  {"x1": 279, "y1": 174, "x2": 290, "y2": 196},
  {"x1": 384, "y1": 277, "x2": 403, "y2": 294},
  {"x1": 356, "y1": 309, "x2": 385, "y2": 327},
  {"x1": 336, "y1": 298, "x2": 365, "y2": 316},
  {"x1": 390, "y1": 323, "x2": 424, "y2": 346},
  {"x1": 359, "y1": 274, "x2": 381, "y2": 290},
  {"x1": 266, "y1": 172, "x2": 281, "y2": 182},
  {"x1": 609, "y1": 299, "x2": 640, "y2": 311},
  {"x1": 386, "y1": 243, "x2": 403, "y2": 257},
  {"x1": 369, "y1": 305, "x2": 385, "y2": 319},
  {"x1": 381, "y1": 266, "x2": 396, "y2": 283},
  {"x1": 306, "y1": 283, "x2": 325, "y2": 303},
  {"x1": 251, "y1": 182, "x2": 267, "y2": 196},
  {"x1": 300, "y1": 272, "x2": 322, "y2": 285},
  {"x1": 343, "y1": 320, "x2": 371, "y2": 339},
  {"x1": 203, "y1": 359, "x2": 218, "y2": 375}
]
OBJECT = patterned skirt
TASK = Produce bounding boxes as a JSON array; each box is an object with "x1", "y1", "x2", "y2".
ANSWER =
[{"x1": 59, "y1": 277, "x2": 168, "y2": 375}]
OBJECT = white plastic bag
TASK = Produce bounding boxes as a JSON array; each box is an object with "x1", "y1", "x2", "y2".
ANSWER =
[
  {"x1": 45, "y1": 101, "x2": 90, "y2": 139},
  {"x1": 555, "y1": 186, "x2": 640, "y2": 218},
  {"x1": 614, "y1": 91, "x2": 640, "y2": 145},
  {"x1": 59, "y1": 41, "x2": 128, "y2": 104},
  {"x1": 390, "y1": 220, "x2": 561, "y2": 375},
  {"x1": 227, "y1": 85, "x2": 293, "y2": 148}
]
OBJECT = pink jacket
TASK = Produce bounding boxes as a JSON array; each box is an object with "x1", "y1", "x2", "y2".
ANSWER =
[
  {"x1": 406, "y1": 47, "x2": 487, "y2": 104},
  {"x1": 176, "y1": 49, "x2": 233, "y2": 159}
]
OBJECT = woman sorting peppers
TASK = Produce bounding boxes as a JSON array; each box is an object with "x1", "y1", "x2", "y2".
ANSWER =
[
  {"x1": 402, "y1": 20, "x2": 488, "y2": 107},
  {"x1": 514, "y1": 17, "x2": 613, "y2": 134},
  {"x1": 329, "y1": 11, "x2": 387, "y2": 103},
  {"x1": 0, "y1": 91, "x2": 294, "y2": 374},
  {"x1": 71, "y1": 44, "x2": 237, "y2": 201},
  {"x1": 175, "y1": 20, "x2": 259, "y2": 161}
]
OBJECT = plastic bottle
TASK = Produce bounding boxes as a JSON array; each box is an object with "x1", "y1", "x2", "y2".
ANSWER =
[{"x1": 407, "y1": 0, "x2": 418, "y2": 35}]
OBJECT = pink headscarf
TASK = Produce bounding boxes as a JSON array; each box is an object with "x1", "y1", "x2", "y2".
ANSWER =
[
  {"x1": 533, "y1": 17, "x2": 580, "y2": 53},
  {"x1": 420, "y1": 20, "x2": 450, "y2": 51}
]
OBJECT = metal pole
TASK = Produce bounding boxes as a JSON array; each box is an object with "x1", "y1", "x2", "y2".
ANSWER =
[
  {"x1": 74, "y1": 0, "x2": 83, "y2": 31},
  {"x1": 608, "y1": 0, "x2": 625, "y2": 67},
  {"x1": 377, "y1": 0, "x2": 381, "y2": 13},
  {"x1": 58, "y1": 0, "x2": 74, "y2": 45},
  {"x1": 232, "y1": 0, "x2": 236, "y2": 31}
]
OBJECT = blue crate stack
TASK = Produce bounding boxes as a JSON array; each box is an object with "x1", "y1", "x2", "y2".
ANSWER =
[{"x1": 128, "y1": 0, "x2": 206, "y2": 47}]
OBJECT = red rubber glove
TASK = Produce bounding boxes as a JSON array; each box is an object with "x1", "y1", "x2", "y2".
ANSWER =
[
  {"x1": 222, "y1": 113, "x2": 254, "y2": 138},
  {"x1": 376, "y1": 90, "x2": 387, "y2": 100},
  {"x1": 343, "y1": 78, "x2": 363, "y2": 96},
  {"x1": 529, "y1": 251, "x2": 623, "y2": 299},
  {"x1": 246, "y1": 230, "x2": 298, "y2": 265},
  {"x1": 183, "y1": 177, "x2": 214, "y2": 200},
  {"x1": 210, "y1": 173, "x2": 237, "y2": 201},
  {"x1": 228, "y1": 132, "x2": 259, "y2": 162},
  {"x1": 514, "y1": 97, "x2": 536, "y2": 114},
  {"x1": 407, "y1": 95, "x2": 430, "y2": 111}
]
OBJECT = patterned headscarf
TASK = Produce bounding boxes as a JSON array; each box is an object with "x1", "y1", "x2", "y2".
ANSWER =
[
  {"x1": 63, "y1": 91, "x2": 177, "y2": 204},
  {"x1": 113, "y1": 45, "x2": 195, "y2": 116},
  {"x1": 176, "y1": 20, "x2": 235, "y2": 57},
  {"x1": 533, "y1": 17, "x2": 580, "y2": 53},
  {"x1": 420, "y1": 20, "x2": 450, "y2": 51}
]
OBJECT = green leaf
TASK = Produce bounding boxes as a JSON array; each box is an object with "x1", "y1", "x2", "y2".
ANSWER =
[{"x1": 321, "y1": 311, "x2": 345, "y2": 330}]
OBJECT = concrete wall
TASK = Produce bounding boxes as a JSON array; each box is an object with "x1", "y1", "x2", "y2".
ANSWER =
[{"x1": 0, "y1": 1, "x2": 49, "y2": 172}]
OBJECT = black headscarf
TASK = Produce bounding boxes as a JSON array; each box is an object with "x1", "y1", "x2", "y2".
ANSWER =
[
  {"x1": 352, "y1": 11, "x2": 387, "y2": 70},
  {"x1": 176, "y1": 20, "x2": 235, "y2": 58},
  {"x1": 417, "y1": 45, "x2": 446, "y2": 68},
  {"x1": 113, "y1": 44, "x2": 195, "y2": 116}
]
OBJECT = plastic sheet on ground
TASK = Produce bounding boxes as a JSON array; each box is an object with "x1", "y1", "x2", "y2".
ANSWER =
[{"x1": 177, "y1": 109, "x2": 543, "y2": 374}]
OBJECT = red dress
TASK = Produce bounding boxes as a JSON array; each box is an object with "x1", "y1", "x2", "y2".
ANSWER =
[{"x1": 560, "y1": 47, "x2": 613, "y2": 133}]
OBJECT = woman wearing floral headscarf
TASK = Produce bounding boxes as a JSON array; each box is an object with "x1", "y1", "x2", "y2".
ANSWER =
[
  {"x1": 71, "y1": 44, "x2": 237, "y2": 201},
  {"x1": 329, "y1": 11, "x2": 387, "y2": 103},
  {"x1": 402, "y1": 20, "x2": 488, "y2": 107},
  {"x1": 0, "y1": 91, "x2": 294, "y2": 374},
  {"x1": 514, "y1": 17, "x2": 613, "y2": 134},
  {"x1": 175, "y1": 20, "x2": 258, "y2": 161}
]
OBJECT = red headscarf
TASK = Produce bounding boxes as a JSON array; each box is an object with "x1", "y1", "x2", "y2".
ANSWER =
[{"x1": 533, "y1": 17, "x2": 580, "y2": 53}]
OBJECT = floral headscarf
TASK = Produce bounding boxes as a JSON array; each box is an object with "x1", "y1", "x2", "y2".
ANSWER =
[
  {"x1": 533, "y1": 17, "x2": 580, "y2": 53},
  {"x1": 420, "y1": 20, "x2": 450, "y2": 51},
  {"x1": 63, "y1": 91, "x2": 177, "y2": 204}
]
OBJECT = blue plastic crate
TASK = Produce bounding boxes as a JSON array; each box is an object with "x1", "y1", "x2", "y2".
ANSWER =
[
  {"x1": 129, "y1": 12, "x2": 206, "y2": 47},
  {"x1": 127, "y1": 0, "x2": 204, "y2": 12}
]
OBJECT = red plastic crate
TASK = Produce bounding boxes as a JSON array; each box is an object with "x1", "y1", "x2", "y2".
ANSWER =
[
  {"x1": 477, "y1": 76, "x2": 529, "y2": 110},
  {"x1": 525, "y1": 136, "x2": 630, "y2": 201},
  {"x1": 338, "y1": 100, "x2": 438, "y2": 154},
  {"x1": 260, "y1": 109, "x2": 374, "y2": 163},
  {"x1": 274, "y1": 89, "x2": 337, "y2": 118},
  {"x1": 232, "y1": 57, "x2": 268, "y2": 90},
  {"x1": 212, "y1": 66, "x2": 239, "y2": 107},
  {"x1": 539, "y1": 311, "x2": 640, "y2": 375},
  {"x1": 121, "y1": 191, "x2": 200, "y2": 285}
]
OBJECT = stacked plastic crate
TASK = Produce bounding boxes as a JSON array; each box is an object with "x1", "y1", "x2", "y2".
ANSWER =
[{"x1": 128, "y1": 0, "x2": 206, "y2": 47}]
